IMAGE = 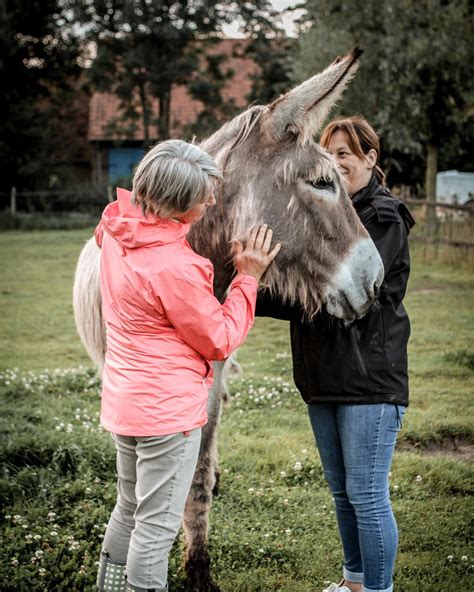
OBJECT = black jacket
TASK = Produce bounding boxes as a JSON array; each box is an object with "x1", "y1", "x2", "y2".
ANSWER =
[{"x1": 256, "y1": 175, "x2": 415, "y2": 406}]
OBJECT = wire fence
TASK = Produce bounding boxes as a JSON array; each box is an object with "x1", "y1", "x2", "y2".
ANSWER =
[
  {"x1": 1, "y1": 186, "x2": 114, "y2": 217},
  {"x1": 2, "y1": 187, "x2": 473, "y2": 249},
  {"x1": 401, "y1": 198, "x2": 474, "y2": 250}
]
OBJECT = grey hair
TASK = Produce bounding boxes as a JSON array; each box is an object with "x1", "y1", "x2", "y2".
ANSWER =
[{"x1": 132, "y1": 139, "x2": 223, "y2": 217}]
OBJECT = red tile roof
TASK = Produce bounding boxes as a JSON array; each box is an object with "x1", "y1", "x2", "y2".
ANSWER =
[{"x1": 88, "y1": 39, "x2": 259, "y2": 142}]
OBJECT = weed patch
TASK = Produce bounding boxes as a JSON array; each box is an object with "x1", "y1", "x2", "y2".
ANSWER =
[{"x1": 443, "y1": 348, "x2": 474, "y2": 371}]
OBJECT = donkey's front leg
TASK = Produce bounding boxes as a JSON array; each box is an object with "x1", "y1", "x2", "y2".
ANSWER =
[{"x1": 183, "y1": 361, "x2": 225, "y2": 592}]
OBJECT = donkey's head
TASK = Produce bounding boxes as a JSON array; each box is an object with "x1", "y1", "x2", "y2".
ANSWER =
[{"x1": 191, "y1": 48, "x2": 384, "y2": 321}]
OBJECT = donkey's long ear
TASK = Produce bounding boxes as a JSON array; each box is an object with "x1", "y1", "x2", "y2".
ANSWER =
[{"x1": 264, "y1": 48, "x2": 362, "y2": 144}]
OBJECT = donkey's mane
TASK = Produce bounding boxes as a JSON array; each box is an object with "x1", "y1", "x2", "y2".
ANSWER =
[{"x1": 201, "y1": 105, "x2": 267, "y2": 172}]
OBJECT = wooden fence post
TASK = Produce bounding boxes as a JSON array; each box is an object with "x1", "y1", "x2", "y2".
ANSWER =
[
  {"x1": 10, "y1": 186, "x2": 17, "y2": 216},
  {"x1": 425, "y1": 144, "x2": 438, "y2": 236}
]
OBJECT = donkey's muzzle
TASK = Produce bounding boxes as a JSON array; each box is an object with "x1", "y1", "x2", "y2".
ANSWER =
[{"x1": 322, "y1": 238, "x2": 384, "y2": 321}]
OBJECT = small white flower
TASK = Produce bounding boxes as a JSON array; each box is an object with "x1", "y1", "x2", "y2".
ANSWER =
[
  {"x1": 415, "y1": 475, "x2": 423, "y2": 483},
  {"x1": 280, "y1": 471, "x2": 286, "y2": 477},
  {"x1": 284, "y1": 528, "x2": 292, "y2": 535},
  {"x1": 50, "y1": 531, "x2": 58, "y2": 537},
  {"x1": 39, "y1": 567, "x2": 46, "y2": 577},
  {"x1": 447, "y1": 555, "x2": 454, "y2": 561},
  {"x1": 461, "y1": 555, "x2": 468, "y2": 561},
  {"x1": 11, "y1": 558, "x2": 19, "y2": 567},
  {"x1": 35, "y1": 550, "x2": 44, "y2": 558},
  {"x1": 293, "y1": 461, "x2": 302, "y2": 471}
]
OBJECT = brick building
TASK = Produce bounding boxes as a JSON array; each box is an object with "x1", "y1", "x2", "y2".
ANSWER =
[{"x1": 88, "y1": 39, "x2": 258, "y2": 184}]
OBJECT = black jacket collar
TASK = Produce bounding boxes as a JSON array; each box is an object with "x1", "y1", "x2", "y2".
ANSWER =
[{"x1": 351, "y1": 174, "x2": 385, "y2": 212}]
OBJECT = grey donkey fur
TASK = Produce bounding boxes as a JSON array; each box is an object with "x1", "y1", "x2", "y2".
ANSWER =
[{"x1": 73, "y1": 48, "x2": 384, "y2": 591}]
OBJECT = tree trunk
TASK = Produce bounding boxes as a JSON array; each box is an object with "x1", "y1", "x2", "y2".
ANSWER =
[
  {"x1": 138, "y1": 82, "x2": 150, "y2": 146},
  {"x1": 425, "y1": 142, "x2": 438, "y2": 235},
  {"x1": 158, "y1": 88, "x2": 172, "y2": 139}
]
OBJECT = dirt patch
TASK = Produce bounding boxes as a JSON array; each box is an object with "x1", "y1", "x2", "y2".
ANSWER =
[
  {"x1": 411, "y1": 279, "x2": 472, "y2": 294},
  {"x1": 397, "y1": 436, "x2": 474, "y2": 461},
  {"x1": 411, "y1": 287, "x2": 446, "y2": 294}
]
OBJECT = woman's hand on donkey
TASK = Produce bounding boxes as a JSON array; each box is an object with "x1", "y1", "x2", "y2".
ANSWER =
[{"x1": 233, "y1": 224, "x2": 281, "y2": 281}]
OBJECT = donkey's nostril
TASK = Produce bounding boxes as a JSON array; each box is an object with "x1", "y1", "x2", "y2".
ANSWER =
[{"x1": 365, "y1": 281, "x2": 379, "y2": 304}]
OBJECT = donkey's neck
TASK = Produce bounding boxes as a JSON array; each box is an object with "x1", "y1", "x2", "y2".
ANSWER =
[{"x1": 187, "y1": 206, "x2": 235, "y2": 302}]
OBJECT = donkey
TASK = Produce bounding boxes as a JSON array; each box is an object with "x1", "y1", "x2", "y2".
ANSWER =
[{"x1": 73, "y1": 49, "x2": 384, "y2": 591}]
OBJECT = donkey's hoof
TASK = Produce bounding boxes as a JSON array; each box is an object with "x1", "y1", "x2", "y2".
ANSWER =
[
  {"x1": 185, "y1": 554, "x2": 220, "y2": 592},
  {"x1": 186, "y1": 575, "x2": 221, "y2": 592}
]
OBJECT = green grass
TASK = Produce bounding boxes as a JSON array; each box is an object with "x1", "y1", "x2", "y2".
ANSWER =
[
  {"x1": 0, "y1": 229, "x2": 93, "y2": 370},
  {"x1": 0, "y1": 230, "x2": 473, "y2": 591}
]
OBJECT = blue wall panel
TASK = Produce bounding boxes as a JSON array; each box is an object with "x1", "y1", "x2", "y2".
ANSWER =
[{"x1": 108, "y1": 148, "x2": 144, "y2": 182}]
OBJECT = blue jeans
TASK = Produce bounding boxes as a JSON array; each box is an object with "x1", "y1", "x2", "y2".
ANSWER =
[{"x1": 308, "y1": 403, "x2": 405, "y2": 592}]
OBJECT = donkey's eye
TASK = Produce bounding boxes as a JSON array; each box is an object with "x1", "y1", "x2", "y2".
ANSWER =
[{"x1": 307, "y1": 178, "x2": 335, "y2": 193}]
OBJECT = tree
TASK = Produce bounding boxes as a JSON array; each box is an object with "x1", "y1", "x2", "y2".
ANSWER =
[
  {"x1": 74, "y1": 0, "x2": 282, "y2": 144},
  {"x1": 244, "y1": 33, "x2": 293, "y2": 105},
  {"x1": 0, "y1": 0, "x2": 84, "y2": 191},
  {"x1": 235, "y1": 2, "x2": 293, "y2": 104},
  {"x1": 293, "y1": 0, "x2": 474, "y2": 220}
]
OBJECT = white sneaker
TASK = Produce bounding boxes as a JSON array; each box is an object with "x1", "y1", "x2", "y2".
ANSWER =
[{"x1": 322, "y1": 583, "x2": 352, "y2": 592}]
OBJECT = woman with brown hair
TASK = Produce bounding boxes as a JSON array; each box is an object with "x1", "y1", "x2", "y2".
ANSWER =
[{"x1": 257, "y1": 116, "x2": 415, "y2": 592}]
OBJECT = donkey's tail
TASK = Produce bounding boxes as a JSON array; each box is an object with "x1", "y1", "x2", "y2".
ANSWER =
[{"x1": 73, "y1": 237, "x2": 106, "y2": 371}]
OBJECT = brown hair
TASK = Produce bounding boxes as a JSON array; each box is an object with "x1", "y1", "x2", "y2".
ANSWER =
[{"x1": 319, "y1": 115, "x2": 386, "y2": 186}]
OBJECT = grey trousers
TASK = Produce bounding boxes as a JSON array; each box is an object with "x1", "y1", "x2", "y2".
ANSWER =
[{"x1": 101, "y1": 429, "x2": 201, "y2": 591}]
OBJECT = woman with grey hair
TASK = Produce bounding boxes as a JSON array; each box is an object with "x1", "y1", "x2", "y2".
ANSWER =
[{"x1": 95, "y1": 139, "x2": 280, "y2": 592}]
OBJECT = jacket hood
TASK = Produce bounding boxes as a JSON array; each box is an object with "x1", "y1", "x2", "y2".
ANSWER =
[{"x1": 95, "y1": 188, "x2": 191, "y2": 250}]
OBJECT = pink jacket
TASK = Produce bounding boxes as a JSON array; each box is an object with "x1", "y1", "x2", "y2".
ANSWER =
[{"x1": 96, "y1": 188, "x2": 258, "y2": 436}]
